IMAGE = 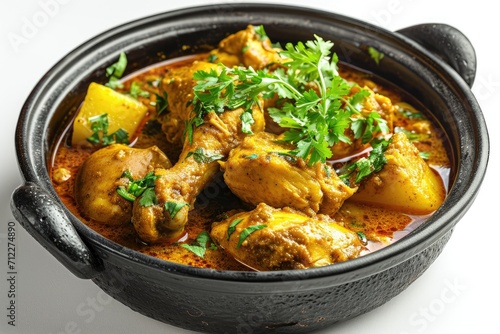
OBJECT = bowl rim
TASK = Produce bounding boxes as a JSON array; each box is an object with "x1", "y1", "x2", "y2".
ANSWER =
[{"x1": 14, "y1": 2, "x2": 490, "y2": 283}]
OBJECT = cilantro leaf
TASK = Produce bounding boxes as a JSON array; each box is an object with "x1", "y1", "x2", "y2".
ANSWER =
[
  {"x1": 237, "y1": 224, "x2": 267, "y2": 248},
  {"x1": 179, "y1": 231, "x2": 217, "y2": 258},
  {"x1": 339, "y1": 138, "x2": 390, "y2": 185},
  {"x1": 155, "y1": 91, "x2": 168, "y2": 116},
  {"x1": 139, "y1": 188, "x2": 158, "y2": 207},
  {"x1": 105, "y1": 52, "x2": 127, "y2": 89},
  {"x1": 116, "y1": 171, "x2": 160, "y2": 205},
  {"x1": 129, "y1": 82, "x2": 150, "y2": 99},
  {"x1": 86, "y1": 113, "x2": 129, "y2": 146},
  {"x1": 165, "y1": 201, "x2": 189, "y2": 219},
  {"x1": 368, "y1": 47, "x2": 384, "y2": 65},
  {"x1": 186, "y1": 148, "x2": 224, "y2": 163},
  {"x1": 227, "y1": 218, "x2": 243, "y2": 240}
]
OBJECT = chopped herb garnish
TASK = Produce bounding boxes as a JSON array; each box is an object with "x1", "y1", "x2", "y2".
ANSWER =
[
  {"x1": 105, "y1": 52, "x2": 127, "y2": 89},
  {"x1": 86, "y1": 114, "x2": 129, "y2": 146},
  {"x1": 240, "y1": 109, "x2": 255, "y2": 134},
  {"x1": 244, "y1": 154, "x2": 259, "y2": 160},
  {"x1": 273, "y1": 151, "x2": 298, "y2": 164},
  {"x1": 192, "y1": 34, "x2": 385, "y2": 165},
  {"x1": 400, "y1": 109, "x2": 424, "y2": 119},
  {"x1": 116, "y1": 171, "x2": 160, "y2": 204},
  {"x1": 368, "y1": 47, "x2": 384, "y2": 65},
  {"x1": 395, "y1": 128, "x2": 430, "y2": 142},
  {"x1": 227, "y1": 218, "x2": 243, "y2": 240},
  {"x1": 351, "y1": 111, "x2": 390, "y2": 144},
  {"x1": 186, "y1": 148, "x2": 224, "y2": 163},
  {"x1": 179, "y1": 231, "x2": 217, "y2": 258},
  {"x1": 165, "y1": 201, "x2": 189, "y2": 219},
  {"x1": 237, "y1": 224, "x2": 267, "y2": 248},
  {"x1": 129, "y1": 82, "x2": 150, "y2": 99},
  {"x1": 207, "y1": 53, "x2": 218, "y2": 63},
  {"x1": 155, "y1": 91, "x2": 168, "y2": 116},
  {"x1": 139, "y1": 187, "x2": 158, "y2": 207},
  {"x1": 339, "y1": 138, "x2": 390, "y2": 186},
  {"x1": 419, "y1": 151, "x2": 431, "y2": 160},
  {"x1": 357, "y1": 231, "x2": 368, "y2": 245},
  {"x1": 253, "y1": 25, "x2": 269, "y2": 40}
]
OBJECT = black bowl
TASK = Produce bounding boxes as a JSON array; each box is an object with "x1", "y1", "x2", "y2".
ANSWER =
[{"x1": 10, "y1": 3, "x2": 489, "y2": 333}]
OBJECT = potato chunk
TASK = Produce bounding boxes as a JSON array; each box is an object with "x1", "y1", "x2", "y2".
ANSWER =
[
  {"x1": 210, "y1": 203, "x2": 364, "y2": 271},
  {"x1": 71, "y1": 82, "x2": 148, "y2": 146},
  {"x1": 75, "y1": 144, "x2": 172, "y2": 225},
  {"x1": 349, "y1": 132, "x2": 445, "y2": 214}
]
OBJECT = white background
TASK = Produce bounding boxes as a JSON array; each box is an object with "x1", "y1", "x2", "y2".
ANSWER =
[{"x1": 0, "y1": 1, "x2": 497, "y2": 333}]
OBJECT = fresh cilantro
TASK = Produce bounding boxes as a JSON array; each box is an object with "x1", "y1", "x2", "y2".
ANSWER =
[
  {"x1": 253, "y1": 25, "x2": 269, "y2": 40},
  {"x1": 398, "y1": 107, "x2": 424, "y2": 119},
  {"x1": 179, "y1": 231, "x2": 217, "y2": 258},
  {"x1": 155, "y1": 91, "x2": 168, "y2": 116},
  {"x1": 357, "y1": 231, "x2": 368, "y2": 245},
  {"x1": 227, "y1": 218, "x2": 243, "y2": 240},
  {"x1": 165, "y1": 201, "x2": 189, "y2": 219},
  {"x1": 129, "y1": 82, "x2": 150, "y2": 99},
  {"x1": 244, "y1": 154, "x2": 259, "y2": 160},
  {"x1": 139, "y1": 188, "x2": 158, "y2": 207},
  {"x1": 192, "y1": 34, "x2": 384, "y2": 165},
  {"x1": 272, "y1": 151, "x2": 298, "y2": 164},
  {"x1": 339, "y1": 138, "x2": 390, "y2": 185},
  {"x1": 116, "y1": 171, "x2": 160, "y2": 205},
  {"x1": 237, "y1": 224, "x2": 267, "y2": 248},
  {"x1": 186, "y1": 148, "x2": 224, "y2": 163},
  {"x1": 351, "y1": 111, "x2": 390, "y2": 144},
  {"x1": 394, "y1": 128, "x2": 430, "y2": 142},
  {"x1": 368, "y1": 47, "x2": 384, "y2": 65},
  {"x1": 419, "y1": 151, "x2": 431, "y2": 160},
  {"x1": 86, "y1": 114, "x2": 129, "y2": 146},
  {"x1": 240, "y1": 109, "x2": 255, "y2": 134},
  {"x1": 105, "y1": 52, "x2": 127, "y2": 89},
  {"x1": 207, "y1": 53, "x2": 218, "y2": 63}
]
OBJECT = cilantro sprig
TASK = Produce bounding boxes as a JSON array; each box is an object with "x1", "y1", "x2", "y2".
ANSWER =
[
  {"x1": 105, "y1": 52, "x2": 127, "y2": 89},
  {"x1": 339, "y1": 138, "x2": 391, "y2": 186},
  {"x1": 87, "y1": 114, "x2": 129, "y2": 146},
  {"x1": 186, "y1": 148, "x2": 224, "y2": 163},
  {"x1": 179, "y1": 231, "x2": 217, "y2": 258},
  {"x1": 117, "y1": 171, "x2": 160, "y2": 206},
  {"x1": 192, "y1": 33, "x2": 388, "y2": 165}
]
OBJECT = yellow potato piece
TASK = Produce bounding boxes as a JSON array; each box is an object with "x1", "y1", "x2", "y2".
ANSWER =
[
  {"x1": 349, "y1": 132, "x2": 446, "y2": 215},
  {"x1": 71, "y1": 82, "x2": 148, "y2": 146}
]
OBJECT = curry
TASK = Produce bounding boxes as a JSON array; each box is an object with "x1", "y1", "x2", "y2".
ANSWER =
[{"x1": 50, "y1": 25, "x2": 450, "y2": 271}]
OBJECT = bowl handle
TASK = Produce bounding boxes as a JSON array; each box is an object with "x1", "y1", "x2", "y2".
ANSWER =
[
  {"x1": 396, "y1": 23, "x2": 477, "y2": 87},
  {"x1": 10, "y1": 182, "x2": 102, "y2": 279}
]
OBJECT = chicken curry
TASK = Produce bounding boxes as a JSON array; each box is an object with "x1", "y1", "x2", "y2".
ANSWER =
[{"x1": 50, "y1": 26, "x2": 450, "y2": 271}]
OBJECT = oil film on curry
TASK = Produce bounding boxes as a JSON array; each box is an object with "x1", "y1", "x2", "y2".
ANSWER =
[{"x1": 50, "y1": 25, "x2": 450, "y2": 272}]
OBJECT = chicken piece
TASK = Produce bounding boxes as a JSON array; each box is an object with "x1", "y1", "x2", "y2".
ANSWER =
[
  {"x1": 209, "y1": 25, "x2": 282, "y2": 69},
  {"x1": 132, "y1": 104, "x2": 266, "y2": 243},
  {"x1": 220, "y1": 132, "x2": 356, "y2": 217},
  {"x1": 210, "y1": 203, "x2": 364, "y2": 271},
  {"x1": 349, "y1": 132, "x2": 446, "y2": 214},
  {"x1": 74, "y1": 144, "x2": 172, "y2": 225},
  {"x1": 159, "y1": 61, "x2": 218, "y2": 144}
]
